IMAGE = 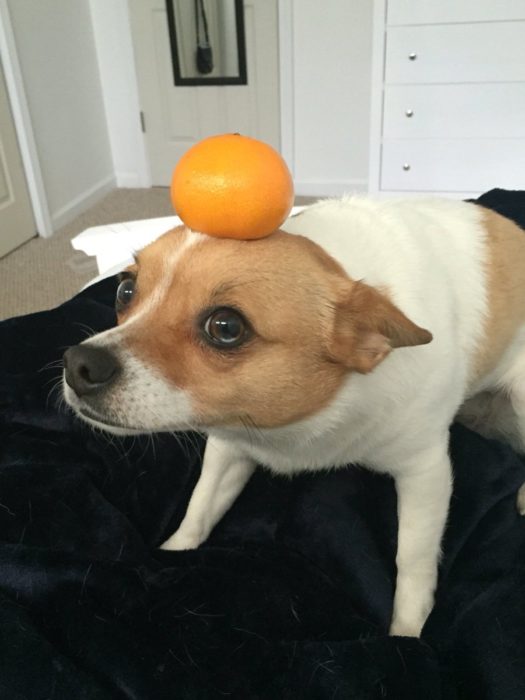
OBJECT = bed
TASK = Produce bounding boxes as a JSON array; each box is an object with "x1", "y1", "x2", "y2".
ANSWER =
[{"x1": 0, "y1": 189, "x2": 524, "y2": 698}]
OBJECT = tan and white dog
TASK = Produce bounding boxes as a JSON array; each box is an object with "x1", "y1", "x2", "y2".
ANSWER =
[{"x1": 63, "y1": 196, "x2": 525, "y2": 637}]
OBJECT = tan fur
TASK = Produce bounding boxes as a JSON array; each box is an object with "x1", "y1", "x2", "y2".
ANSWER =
[
  {"x1": 330, "y1": 282, "x2": 432, "y2": 373},
  {"x1": 471, "y1": 208, "x2": 525, "y2": 384},
  {"x1": 119, "y1": 226, "x2": 429, "y2": 429}
]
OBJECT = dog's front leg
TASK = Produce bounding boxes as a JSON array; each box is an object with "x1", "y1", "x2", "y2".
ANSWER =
[
  {"x1": 160, "y1": 436, "x2": 256, "y2": 551},
  {"x1": 390, "y1": 442, "x2": 453, "y2": 637}
]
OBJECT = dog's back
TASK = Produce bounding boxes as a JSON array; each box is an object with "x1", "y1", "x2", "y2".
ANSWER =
[{"x1": 283, "y1": 197, "x2": 525, "y2": 399}]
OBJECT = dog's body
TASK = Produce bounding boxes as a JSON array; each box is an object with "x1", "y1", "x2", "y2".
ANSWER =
[{"x1": 63, "y1": 196, "x2": 525, "y2": 638}]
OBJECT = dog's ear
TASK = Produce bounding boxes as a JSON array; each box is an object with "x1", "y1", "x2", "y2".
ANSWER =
[{"x1": 328, "y1": 281, "x2": 432, "y2": 373}]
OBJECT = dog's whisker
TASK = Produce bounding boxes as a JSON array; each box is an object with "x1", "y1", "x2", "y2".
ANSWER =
[
  {"x1": 111, "y1": 430, "x2": 137, "y2": 463},
  {"x1": 135, "y1": 433, "x2": 154, "y2": 464},
  {"x1": 167, "y1": 430, "x2": 186, "y2": 459},
  {"x1": 43, "y1": 374, "x2": 64, "y2": 389},
  {"x1": 134, "y1": 402, "x2": 204, "y2": 462},
  {"x1": 148, "y1": 433, "x2": 158, "y2": 463},
  {"x1": 46, "y1": 377, "x2": 65, "y2": 412},
  {"x1": 241, "y1": 413, "x2": 282, "y2": 455},
  {"x1": 72, "y1": 322, "x2": 99, "y2": 341},
  {"x1": 38, "y1": 359, "x2": 64, "y2": 373},
  {"x1": 180, "y1": 425, "x2": 205, "y2": 460},
  {"x1": 239, "y1": 416, "x2": 255, "y2": 447}
]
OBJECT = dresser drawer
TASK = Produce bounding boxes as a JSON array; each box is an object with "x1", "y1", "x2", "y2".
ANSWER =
[
  {"x1": 388, "y1": 0, "x2": 525, "y2": 26},
  {"x1": 383, "y1": 84, "x2": 525, "y2": 139},
  {"x1": 381, "y1": 139, "x2": 525, "y2": 192},
  {"x1": 385, "y1": 23, "x2": 525, "y2": 83}
]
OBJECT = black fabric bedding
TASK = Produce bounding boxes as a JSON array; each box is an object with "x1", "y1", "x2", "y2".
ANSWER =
[{"x1": 1, "y1": 189, "x2": 525, "y2": 699}]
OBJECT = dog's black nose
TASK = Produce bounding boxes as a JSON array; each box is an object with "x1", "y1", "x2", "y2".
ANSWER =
[{"x1": 63, "y1": 345, "x2": 120, "y2": 397}]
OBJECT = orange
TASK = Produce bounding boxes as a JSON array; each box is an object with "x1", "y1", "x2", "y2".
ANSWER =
[{"x1": 170, "y1": 133, "x2": 294, "y2": 240}]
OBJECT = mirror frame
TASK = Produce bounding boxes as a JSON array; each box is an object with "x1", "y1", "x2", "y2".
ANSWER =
[{"x1": 166, "y1": 0, "x2": 248, "y2": 86}]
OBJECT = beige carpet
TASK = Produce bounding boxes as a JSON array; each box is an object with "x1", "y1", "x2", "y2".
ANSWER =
[
  {"x1": 0, "y1": 188, "x2": 175, "y2": 320},
  {"x1": 0, "y1": 188, "x2": 317, "y2": 321}
]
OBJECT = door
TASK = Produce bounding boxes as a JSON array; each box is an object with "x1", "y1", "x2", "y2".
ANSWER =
[
  {"x1": 0, "y1": 60, "x2": 35, "y2": 258},
  {"x1": 129, "y1": 0, "x2": 281, "y2": 185}
]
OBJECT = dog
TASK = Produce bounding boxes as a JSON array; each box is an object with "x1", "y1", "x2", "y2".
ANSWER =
[{"x1": 63, "y1": 196, "x2": 525, "y2": 637}]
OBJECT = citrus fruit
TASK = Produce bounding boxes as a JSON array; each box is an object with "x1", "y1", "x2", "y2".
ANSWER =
[{"x1": 170, "y1": 133, "x2": 294, "y2": 240}]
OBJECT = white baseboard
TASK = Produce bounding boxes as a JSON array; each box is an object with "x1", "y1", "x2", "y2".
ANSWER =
[
  {"x1": 295, "y1": 179, "x2": 368, "y2": 197},
  {"x1": 115, "y1": 171, "x2": 143, "y2": 188},
  {"x1": 50, "y1": 174, "x2": 116, "y2": 232}
]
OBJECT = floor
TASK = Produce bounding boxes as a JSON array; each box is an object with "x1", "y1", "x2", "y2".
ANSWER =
[{"x1": 0, "y1": 189, "x2": 317, "y2": 321}]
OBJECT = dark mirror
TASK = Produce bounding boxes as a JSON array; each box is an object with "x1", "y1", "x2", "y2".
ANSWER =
[{"x1": 166, "y1": 0, "x2": 248, "y2": 86}]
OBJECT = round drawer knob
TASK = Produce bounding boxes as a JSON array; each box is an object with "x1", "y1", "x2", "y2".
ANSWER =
[
  {"x1": 405, "y1": 108, "x2": 414, "y2": 117},
  {"x1": 402, "y1": 163, "x2": 411, "y2": 171},
  {"x1": 408, "y1": 52, "x2": 417, "y2": 61}
]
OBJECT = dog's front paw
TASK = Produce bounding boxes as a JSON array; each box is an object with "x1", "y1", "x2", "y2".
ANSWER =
[
  {"x1": 160, "y1": 529, "x2": 203, "y2": 551},
  {"x1": 389, "y1": 616, "x2": 423, "y2": 638},
  {"x1": 390, "y1": 573, "x2": 434, "y2": 637}
]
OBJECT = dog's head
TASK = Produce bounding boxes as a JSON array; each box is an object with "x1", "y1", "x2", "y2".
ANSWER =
[{"x1": 63, "y1": 226, "x2": 431, "y2": 434}]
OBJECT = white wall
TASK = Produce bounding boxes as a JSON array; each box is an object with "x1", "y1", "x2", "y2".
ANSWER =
[
  {"x1": 7, "y1": 0, "x2": 115, "y2": 230},
  {"x1": 282, "y1": 0, "x2": 373, "y2": 196},
  {"x1": 89, "y1": 0, "x2": 374, "y2": 198},
  {"x1": 4, "y1": 0, "x2": 374, "y2": 232},
  {"x1": 89, "y1": 0, "x2": 150, "y2": 188}
]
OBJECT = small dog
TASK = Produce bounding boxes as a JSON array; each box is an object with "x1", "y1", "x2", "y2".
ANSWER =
[{"x1": 63, "y1": 196, "x2": 525, "y2": 637}]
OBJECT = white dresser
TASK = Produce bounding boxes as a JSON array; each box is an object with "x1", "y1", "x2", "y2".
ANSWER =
[{"x1": 369, "y1": 0, "x2": 525, "y2": 198}]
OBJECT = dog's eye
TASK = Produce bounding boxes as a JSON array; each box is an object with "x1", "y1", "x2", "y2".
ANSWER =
[
  {"x1": 203, "y1": 308, "x2": 248, "y2": 348},
  {"x1": 116, "y1": 278, "x2": 136, "y2": 310}
]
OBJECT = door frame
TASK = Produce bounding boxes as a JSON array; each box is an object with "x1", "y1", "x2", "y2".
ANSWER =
[
  {"x1": 0, "y1": 0, "x2": 52, "y2": 237},
  {"x1": 277, "y1": 0, "x2": 294, "y2": 176}
]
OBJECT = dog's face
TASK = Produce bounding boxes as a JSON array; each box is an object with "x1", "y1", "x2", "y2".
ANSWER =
[{"x1": 63, "y1": 227, "x2": 431, "y2": 435}]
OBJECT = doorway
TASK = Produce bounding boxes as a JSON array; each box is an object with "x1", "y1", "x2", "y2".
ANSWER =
[
  {"x1": 0, "y1": 58, "x2": 34, "y2": 257},
  {"x1": 129, "y1": 0, "x2": 281, "y2": 185}
]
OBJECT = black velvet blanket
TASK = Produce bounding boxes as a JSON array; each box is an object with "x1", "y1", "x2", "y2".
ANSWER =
[{"x1": 1, "y1": 189, "x2": 525, "y2": 699}]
